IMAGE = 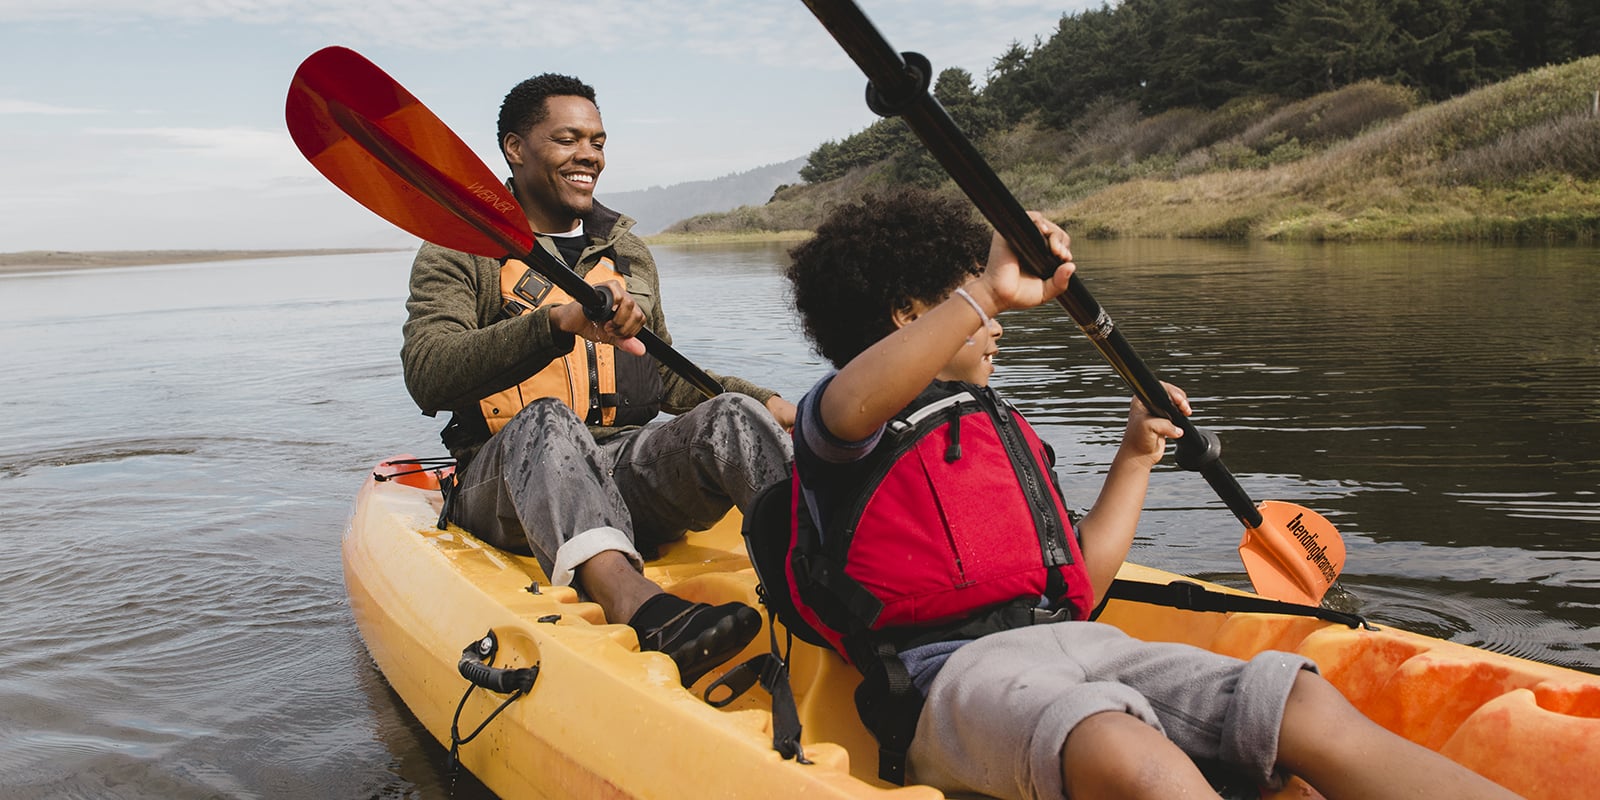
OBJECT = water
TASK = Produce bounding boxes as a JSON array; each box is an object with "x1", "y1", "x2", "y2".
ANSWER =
[{"x1": 1, "y1": 240, "x2": 1596, "y2": 797}]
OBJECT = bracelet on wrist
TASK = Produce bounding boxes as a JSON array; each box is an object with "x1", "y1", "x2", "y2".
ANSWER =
[{"x1": 952, "y1": 286, "x2": 993, "y2": 330}]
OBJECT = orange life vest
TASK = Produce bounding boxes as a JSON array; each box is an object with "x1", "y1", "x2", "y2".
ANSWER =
[{"x1": 478, "y1": 254, "x2": 658, "y2": 432}]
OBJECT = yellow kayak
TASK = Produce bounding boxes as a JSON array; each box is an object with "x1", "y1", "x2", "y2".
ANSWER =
[{"x1": 345, "y1": 458, "x2": 1599, "y2": 799}]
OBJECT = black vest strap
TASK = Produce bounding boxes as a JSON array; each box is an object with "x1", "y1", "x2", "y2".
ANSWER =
[
  {"x1": 1098, "y1": 579, "x2": 1374, "y2": 630},
  {"x1": 803, "y1": 553, "x2": 886, "y2": 627},
  {"x1": 704, "y1": 610, "x2": 812, "y2": 766},
  {"x1": 844, "y1": 637, "x2": 925, "y2": 785}
]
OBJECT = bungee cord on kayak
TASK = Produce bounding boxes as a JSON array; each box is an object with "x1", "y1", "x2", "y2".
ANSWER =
[{"x1": 448, "y1": 630, "x2": 538, "y2": 775}]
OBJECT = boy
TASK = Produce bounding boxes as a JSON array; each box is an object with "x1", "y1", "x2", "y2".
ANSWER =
[{"x1": 782, "y1": 189, "x2": 1517, "y2": 799}]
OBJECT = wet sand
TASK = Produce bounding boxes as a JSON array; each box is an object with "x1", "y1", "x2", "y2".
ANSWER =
[{"x1": 0, "y1": 248, "x2": 409, "y2": 275}]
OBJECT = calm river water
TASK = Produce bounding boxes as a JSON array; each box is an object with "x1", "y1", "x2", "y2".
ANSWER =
[{"x1": 1, "y1": 239, "x2": 1596, "y2": 798}]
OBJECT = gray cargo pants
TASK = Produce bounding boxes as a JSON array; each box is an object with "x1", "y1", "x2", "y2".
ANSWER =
[{"x1": 451, "y1": 394, "x2": 792, "y2": 587}]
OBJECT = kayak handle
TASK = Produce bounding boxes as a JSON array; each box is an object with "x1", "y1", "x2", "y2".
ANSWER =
[
  {"x1": 583, "y1": 283, "x2": 617, "y2": 323},
  {"x1": 864, "y1": 50, "x2": 932, "y2": 116},
  {"x1": 458, "y1": 630, "x2": 538, "y2": 694}
]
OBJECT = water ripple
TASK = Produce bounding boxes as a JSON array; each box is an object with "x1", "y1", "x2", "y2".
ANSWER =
[
  {"x1": 2, "y1": 243, "x2": 1596, "y2": 798},
  {"x1": 0, "y1": 438, "x2": 199, "y2": 479}
]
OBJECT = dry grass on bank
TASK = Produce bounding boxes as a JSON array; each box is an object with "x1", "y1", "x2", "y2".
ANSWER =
[
  {"x1": 0, "y1": 248, "x2": 408, "y2": 275},
  {"x1": 1058, "y1": 57, "x2": 1600, "y2": 241},
  {"x1": 676, "y1": 56, "x2": 1600, "y2": 243},
  {"x1": 645, "y1": 230, "x2": 814, "y2": 246}
]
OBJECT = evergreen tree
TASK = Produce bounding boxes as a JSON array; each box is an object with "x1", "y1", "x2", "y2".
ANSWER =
[
  {"x1": 935, "y1": 67, "x2": 1003, "y2": 141},
  {"x1": 884, "y1": 67, "x2": 1007, "y2": 187},
  {"x1": 1142, "y1": 0, "x2": 1279, "y2": 110},
  {"x1": 1031, "y1": 4, "x2": 1148, "y2": 128},
  {"x1": 985, "y1": 40, "x2": 1037, "y2": 124},
  {"x1": 1254, "y1": 0, "x2": 1402, "y2": 95}
]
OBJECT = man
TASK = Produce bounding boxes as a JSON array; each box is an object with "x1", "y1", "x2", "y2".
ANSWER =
[{"x1": 401, "y1": 73, "x2": 795, "y2": 687}]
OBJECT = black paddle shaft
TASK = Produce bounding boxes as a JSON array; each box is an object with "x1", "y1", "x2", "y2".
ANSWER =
[{"x1": 802, "y1": 0, "x2": 1263, "y2": 527}]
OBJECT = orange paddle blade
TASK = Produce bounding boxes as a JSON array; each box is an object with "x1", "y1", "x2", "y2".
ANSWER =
[
  {"x1": 1237, "y1": 500, "x2": 1346, "y2": 606},
  {"x1": 285, "y1": 46, "x2": 533, "y2": 257}
]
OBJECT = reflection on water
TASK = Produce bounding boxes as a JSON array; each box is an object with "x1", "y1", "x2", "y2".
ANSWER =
[
  {"x1": 658, "y1": 238, "x2": 1600, "y2": 667},
  {"x1": 0, "y1": 240, "x2": 1595, "y2": 797}
]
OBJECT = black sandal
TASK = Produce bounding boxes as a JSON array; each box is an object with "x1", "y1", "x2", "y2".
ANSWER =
[{"x1": 639, "y1": 601, "x2": 762, "y2": 686}]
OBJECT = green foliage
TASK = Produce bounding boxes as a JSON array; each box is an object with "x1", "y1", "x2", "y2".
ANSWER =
[
  {"x1": 985, "y1": 40, "x2": 1035, "y2": 124},
  {"x1": 798, "y1": 118, "x2": 912, "y2": 184},
  {"x1": 1009, "y1": 0, "x2": 1597, "y2": 125},
  {"x1": 801, "y1": 67, "x2": 1003, "y2": 188},
  {"x1": 712, "y1": 3, "x2": 1600, "y2": 243},
  {"x1": 1140, "y1": 0, "x2": 1280, "y2": 110},
  {"x1": 801, "y1": 0, "x2": 1599, "y2": 189}
]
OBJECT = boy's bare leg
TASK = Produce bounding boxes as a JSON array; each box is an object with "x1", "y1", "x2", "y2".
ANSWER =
[
  {"x1": 1276, "y1": 672, "x2": 1522, "y2": 800},
  {"x1": 1062, "y1": 711, "x2": 1222, "y2": 799}
]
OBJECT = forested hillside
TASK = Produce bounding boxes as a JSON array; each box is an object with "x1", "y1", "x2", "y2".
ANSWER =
[{"x1": 665, "y1": 0, "x2": 1600, "y2": 241}]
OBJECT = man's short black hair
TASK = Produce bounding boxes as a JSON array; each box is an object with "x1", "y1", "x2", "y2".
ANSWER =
[
  {"x1": 786, "y1": 188, "x2": 990, "y2": 369},
  {"x1": 497, "y1": 74, "x2": 598, "y2": 145}
]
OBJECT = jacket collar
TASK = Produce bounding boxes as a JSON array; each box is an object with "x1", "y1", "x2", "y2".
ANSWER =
[{"x1": 503, "y1": 178, "x2": 632, "y2": 246}]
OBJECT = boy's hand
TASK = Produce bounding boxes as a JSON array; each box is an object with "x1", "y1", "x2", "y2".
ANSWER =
[
  {"x1": 1120, "y1": 382, "x2": 1190, "y2": 468},
  {"x1": 978, "y1": 212, "x2": 1075, "y2": 312}
]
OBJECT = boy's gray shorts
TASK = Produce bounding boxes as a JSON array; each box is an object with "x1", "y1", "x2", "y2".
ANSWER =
[{"x1": 906, "y1": 621, "x2": 1317, "y2": 800}]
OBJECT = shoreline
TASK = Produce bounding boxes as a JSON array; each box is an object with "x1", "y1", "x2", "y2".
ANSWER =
[
  {"x1": 644, "y1": 229, "x2": 813, "y2": 246},
  {"x1": 0, "y1": 248, "x2": 410, "y2": 275}
]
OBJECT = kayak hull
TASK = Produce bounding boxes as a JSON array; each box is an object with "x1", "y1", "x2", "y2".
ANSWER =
[{"x1": 345, "y1": 462, "x2": 1599, "y2": 799}]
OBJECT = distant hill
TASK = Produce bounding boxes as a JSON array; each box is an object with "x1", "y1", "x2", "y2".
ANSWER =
[{"x1": 598, "y1": 158, "x2": 805, "y2": 234}]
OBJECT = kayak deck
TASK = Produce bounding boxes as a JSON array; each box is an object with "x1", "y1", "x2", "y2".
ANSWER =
[{"x1": 345, "y1": 462, "x2": 1599, "y2": 799}]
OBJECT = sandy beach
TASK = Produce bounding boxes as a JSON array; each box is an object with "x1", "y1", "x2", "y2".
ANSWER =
[{"x1": 0, "y1": 248, "x2": 409, "y2": 275}]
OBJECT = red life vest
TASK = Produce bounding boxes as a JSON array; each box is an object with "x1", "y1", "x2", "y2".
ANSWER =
[
  {"x1": 782, "y1": 382, "x2": 1096, "y2": 659},
  {"x1": 735, "y1": 381, "x2": 1365, "y2": 782},
  {"x1": 739, "y1": 382, "x2": 1094, "y2": 783}
]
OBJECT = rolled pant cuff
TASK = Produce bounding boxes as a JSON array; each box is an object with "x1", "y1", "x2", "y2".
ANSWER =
[{"x1": 550, "y1": 526, "x2": 641, "y2": 587}]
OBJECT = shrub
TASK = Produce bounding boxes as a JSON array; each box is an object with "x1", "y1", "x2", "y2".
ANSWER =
[
  {"x1": 1065, "y1": 98, "x2": 1143, "y2": 166},
  {"x1": 1310, "y1": 82, "x2": 1418, "y2": 141},
  {"x1": 1204, "y1": 95, "x2": 1285, "y2": 143},
  {"x1": 1122, "y1": 107, "x2": 1213, "y2": 160},
  {"x1": 1441, "y1": 111, "x2": 1600, "y2": 184},
  {"x1": 1234, "y1": 81, "x2": 1415, "y2": 153}
]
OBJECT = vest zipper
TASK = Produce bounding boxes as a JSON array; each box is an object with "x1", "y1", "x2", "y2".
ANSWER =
[
  {"x1": 944, "y1": 406, "x2": 962, "y2": 462},
  {"x1": 584, "y1": 340, "x2": 601, "y2": 425},
  {"x1": 978, "y1": 386, "x2": 1070, "y2": 568}
]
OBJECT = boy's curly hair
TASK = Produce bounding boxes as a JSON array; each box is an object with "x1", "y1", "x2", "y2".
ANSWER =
[
  {"x1": 498, "y1": 74, "x2": 598, "y2": 147},
  {"x1": 786, "y1": 188, "x2": 989, "y2": 368}
]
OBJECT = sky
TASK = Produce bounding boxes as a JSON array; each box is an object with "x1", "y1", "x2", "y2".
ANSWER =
[{"x1": 0, "y1": 1, "x2": 1095, "y2": 252}]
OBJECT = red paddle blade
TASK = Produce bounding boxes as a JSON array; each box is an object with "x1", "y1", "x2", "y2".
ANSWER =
[
  {"x1": 1237, "y1": 500, "x2": 1346, "y2": 605},
  {"x1": 285, "y1": 46, "x2": 533, "y2": 257}
]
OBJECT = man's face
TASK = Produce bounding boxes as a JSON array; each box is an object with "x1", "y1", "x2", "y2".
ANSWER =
[{"x1": 504, "y1": 95, "x2": 605, "y2": 233}]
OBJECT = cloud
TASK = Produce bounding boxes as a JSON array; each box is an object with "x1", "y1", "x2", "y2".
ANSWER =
[
  {"x1": 0, "y1": 0, "x2": 1078, "y2": 73},
  {"x1": 0, "y1": 98, "x2": 104, "y2": 115},
  {"x1": 91, "y1": 125, "x2": 291, "y2": 161},
  {"x1": 1, "y1": 1, "x2": 812, "y2": 56},
  {"x1": 79, "y1": 125, "x2": 326, "y2": 196},
  {"x1": 0, "y1": 0, "x2": 1096, "y2": 248}
]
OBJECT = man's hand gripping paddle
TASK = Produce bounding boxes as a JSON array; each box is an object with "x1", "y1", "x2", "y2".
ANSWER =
[
  {"x1": 801, "y1": 0, "x2": 1344, "y2": 605},
  {"x1": 284, "y1": 46, "x2": 722, "y2": 400}
]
